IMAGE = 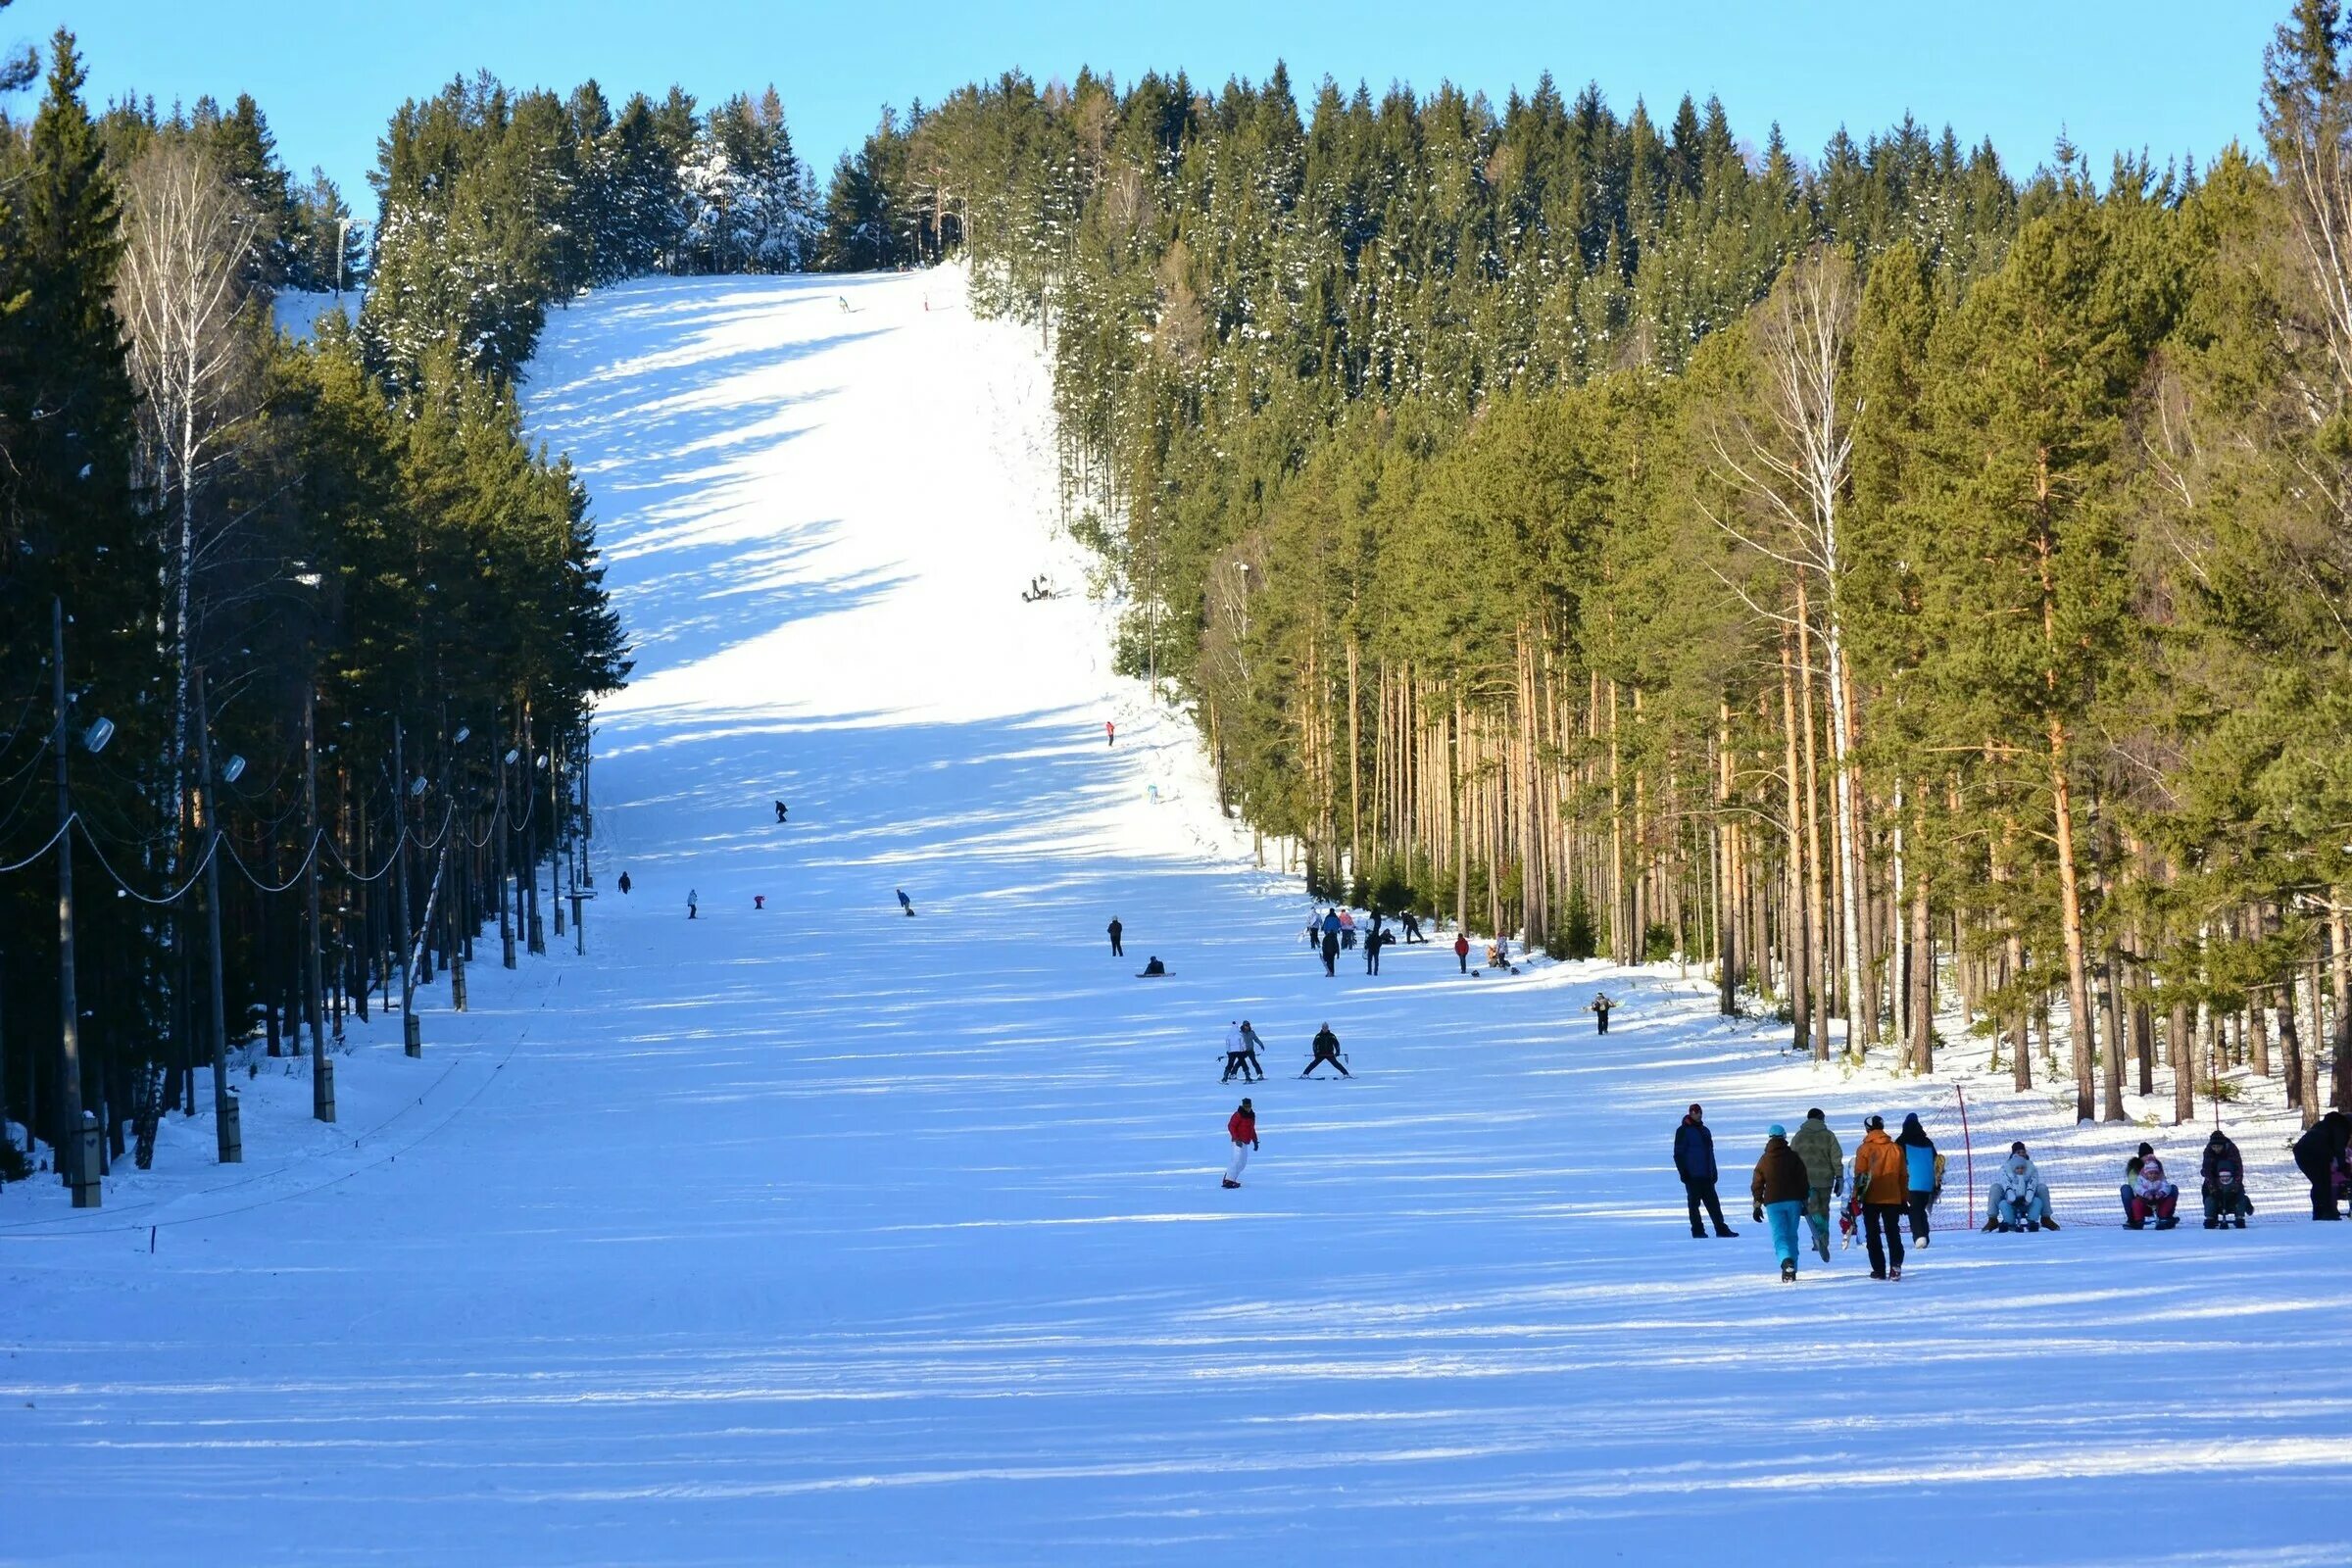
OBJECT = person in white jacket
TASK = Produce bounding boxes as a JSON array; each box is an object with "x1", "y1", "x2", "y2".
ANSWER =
[{"x1": 1987, "y1": 1143, "x2": 2055, "y2": 1232}]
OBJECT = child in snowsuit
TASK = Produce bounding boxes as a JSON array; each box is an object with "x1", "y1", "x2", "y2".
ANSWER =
[
  {"x1": 2128, "y1": 1153, "x2": 2180, "y2": 1229},
  {"x1": 1788, "y1": 1108, "x2": 1843, "y2": 1261},
  {"x1": 1751, "y1": 1125, "x2": 1812, "y2": 1281},
  {"x1": 2120, "y1": 1143, "x2": 2154, "y2": 1220},
  {"x1": 1224, "y1": 1099, "x2": 1257, "y2": 1187}
]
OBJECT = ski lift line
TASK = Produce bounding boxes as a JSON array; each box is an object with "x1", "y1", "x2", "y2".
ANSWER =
[
  {"x1": 216, "y1": 829, "x2": 324, "y2": 896},
  {"x1": 69, "y1": 817, "x2": 223, "y2": 906},
  {"x1": 0, "y1": 812, "x2": 75, "y2": 874},
  {"x1": 0, "y1": 971, "x2": 560, "y2": 1239}
]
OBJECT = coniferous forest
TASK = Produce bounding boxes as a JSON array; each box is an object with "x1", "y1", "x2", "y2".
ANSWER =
[{"x1": 5, "y1": 0, "x2": 2352, "y2": 1190}]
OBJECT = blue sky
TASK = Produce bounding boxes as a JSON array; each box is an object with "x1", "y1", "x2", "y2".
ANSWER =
[{"x1": 5, "y1": 1, "x2": 2282, "y2": 225}]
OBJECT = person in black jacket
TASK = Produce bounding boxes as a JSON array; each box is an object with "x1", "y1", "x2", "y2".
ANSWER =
[
  {"x1": 2293, "y1": 1110, "x2": 2352, "y2": 1220},
  {"x1": 2201, "y1": 1129, "x2": 2250, "y2": 1229},
  {"x1": 1302, "y1": 1023, "x2": 1351, "y2": 1077},
  {"x1": 1674, "y1": 1103, "x2": 1738, "y2": 1238},
  {"x1": 1107, "y1": 916, "x2": 1124, "y2": 957}
]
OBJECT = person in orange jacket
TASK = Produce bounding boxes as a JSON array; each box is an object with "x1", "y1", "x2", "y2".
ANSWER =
[
  {"x1": 1851, "y1": 1113, "x2": 1910, "y2": 1280},
  {"x1": 1223, "y1": 1098, "x2": 1258, "y2": 1188}
]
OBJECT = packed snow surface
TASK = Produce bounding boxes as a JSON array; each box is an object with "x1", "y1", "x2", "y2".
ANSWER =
[{"x1": 6, "y1": 269, "x2": 2348, "y2": 1566}]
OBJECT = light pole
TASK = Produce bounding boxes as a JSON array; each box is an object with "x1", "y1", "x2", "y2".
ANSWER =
[
  {"x1": 498, "y1": 734, "x2": 517, "y2": 969},
  {"x1": 446, "y1": 723, "x2": 469, "y2": 1013},
  {"x1": 192, "y1": 668, "x2": 243, "y2": 1162},
  {"x1": 393, "y1": 718, "x2": 419, "y2": 1057},
  {"x1": 305, "y1": 684, "x2": 332, "y2": 1120},
  {"x1": 51, "y1": 600, "x2": 108, "y2": 1205}
]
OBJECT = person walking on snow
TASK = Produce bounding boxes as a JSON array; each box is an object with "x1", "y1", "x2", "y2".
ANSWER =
[
  {"x1": 1986, "y1": 1143, "x2": 2053, "y2": 1232},
  {"x1": 1453, "y1": 932, "x2": 1471, "y2": 974},
  {"x1": 1789, "y1": 1108, "x2": 1843, "y2": 1262},
  {"x1": 616, "y1": 871, "x2": 631, "y2": 896},
  {"x1": 1223, "y1": 1099, "x2": 1257, "y2": 1188},
  {"x1": 1321, "y1": 920, "x2": 1341, "y2": 977},
  {"x1": 1363, "y1": 926, "x2": 1385, "y2": 975},
  {"x1": 896, "y1": 888, "x2": 914, "y2": 916},
  {"x1": 1107, "y1": 916, "x2": 1124, "y2": 957},
  {"x1": 1589, "y1": 993, "x2": 1615, "y2": 1035},
  {"x1": 2293, "y1": 1110, "x2": 2351, "y2": 1219},
  {"x1": 1674, "y1": 1104, "x2": 1738, "y2": 1238},
  {"x1": 687, "y1": 888, "x2": 698, "y2": 920},
  {"x1": 1302, "y1": 1023, "x2": 1350, "y2": 1077},
  {"x1": 1896, "y1": 1112, "x2": 1940, "y2": 1246},
  {"x1": 773, "y1": 800, "x2": 788, "y2": 823},
  {"x1": 1105, "y1": 719, "x2": 1116, "y2": 747},
  {"x1": 1852, "y1": 1114, "x2": 1909, "y2": 1279},
  {"x1": 2202, "y1": 1129, "x2": 2250, "y2": 1229},
  {"x1": 1751, "y1": 1125, "x2": 1811, "y2": 1282}
]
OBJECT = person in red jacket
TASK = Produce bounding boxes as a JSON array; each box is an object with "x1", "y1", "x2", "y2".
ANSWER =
[
  {"x1": 1453, "y1": 932, "x2": 1471, "y2": 974},
  {"x1": 1223, "y1": 1098, "x2": 1258, "y2": 1188},
  {"x1": 1105, "y1": 719, "x2": 1116, "y2": 747}
]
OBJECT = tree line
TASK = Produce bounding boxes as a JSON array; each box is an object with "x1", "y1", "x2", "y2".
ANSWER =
[
  {"x1": 0, "y1": 13, "x2": 626, "y2": 1185},
  {"x1": 833, "y1": 4, "x2": 2352, "y2": 1129}
]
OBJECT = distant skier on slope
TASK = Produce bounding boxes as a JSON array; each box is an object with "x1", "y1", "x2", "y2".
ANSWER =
[
  {"x1": 1589, "y1": 993, "x2": 1615, "y2": 1034},
  {"x1": 896, "y1": 888, "x2": 914, "y2": 917},
  {"x1": 774, "y1": 800, "x2": 788, "y2": 823},
  {"x1": 1107, "y1": 916, "x2": 1124, "y2": 956},
  {"x1": 1223, "y1": 1098, "x2": 1257, "y2": 1188},
  {"x1": 687, "y1": 888, "x2": 698, "y2": 920},
  {"x1": 1222, "y1": 1020, "x2": 1263, "y2": 1083},
  {"x1": 1751, "y1": 1125, "x2": 1811, "y2": 1282},
  {"x1": 1302, "y1": 1023, "x2": 1350, "y2": 1077}
]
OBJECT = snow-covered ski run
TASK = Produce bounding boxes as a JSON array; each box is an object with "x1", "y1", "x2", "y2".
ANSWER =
[{"x1": 5, "y1": 268, "x2": 2347, "y2": 1566}]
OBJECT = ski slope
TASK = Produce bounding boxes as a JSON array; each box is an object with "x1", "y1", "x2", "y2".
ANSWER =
[{"x1": 5, "y1": 268, "x2": 2349, "y2": 1566}]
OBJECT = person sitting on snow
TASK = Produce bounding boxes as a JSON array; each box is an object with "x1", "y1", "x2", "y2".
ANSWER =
[
  {"x1": 2201, "y1": 1129, "x2": 2251, "y2": 1229},
  {"x1": 2120, "y1": 1143, "x2": 2153, "y2": 1219},
  {"x1": 1138, "y1": 956, "x2": 1166, "y2": 977},
  {"x1": 2128, "y1": 1151, "x2": 2180, "y2": 1230},
  {"x1": 1986, "y1": 1143, "x2": 2054, "y2": 1232}
]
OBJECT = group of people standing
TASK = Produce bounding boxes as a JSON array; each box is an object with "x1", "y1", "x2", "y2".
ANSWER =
[{"x1": 1684, "y1": 1106, "x2": 1943, "y2": 1282}]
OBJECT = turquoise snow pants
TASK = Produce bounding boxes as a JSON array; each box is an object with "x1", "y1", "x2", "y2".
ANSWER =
[{"x1": 1766, "y1": 1200, "x2": 1804, "y2": 1268}]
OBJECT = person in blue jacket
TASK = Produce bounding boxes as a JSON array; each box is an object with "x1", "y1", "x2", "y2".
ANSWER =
[
  {"x1": 1896, "y1": 1112, "x2": 1939, "y2": 1246},
  {"x1": 1674, "y1": 1103, "x2": 1738, "y2": 1239}
]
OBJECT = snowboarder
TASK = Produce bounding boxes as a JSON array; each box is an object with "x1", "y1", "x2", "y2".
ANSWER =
[
  {"x1": 897, "y1": 888, "x2": 914, "y2": 917},
  {"x1": 1851, "y1": 1114, "x2": 1908, "y2": 1279},
  {"x1": 616, "y1": 871, "x2": 631, "y2": 896},
  {"x1": 1105, "y1": 719, "x2": 1115, "y2": 747},
  {"x1": 1674, "y1": 1104, "x2": 1737, "y2": 1239},
  {"x1": 686, "y1": 889, "x2": 698, "y2": 920},
  {"x1": 1107, "y1": 916, "x2": 1124, "y2": 957},
  {"x1": 1896, "y1": 1112, "x2": 1939, "y2": 1246},
  {"x1": 1453, "y1": 933, "x2": 1471, "y2": 974},
  {"x1": 753, "y1": 895, "x2": 765, "y2": 910},
  {"x1": 773, "y1": 800, "x2": 788, "y2": 823},
  {"x1": 2202, "y1": 1129, "x2": 2250, "y2": 1229},
  {"x1": 1137, "y1": 956, "x2": 1167, "y2": 977},
  {"x1": 2127, "y1": 1152, "x2": 2180, "y2": 1229},
  {"x1": 1789, "y1": 1108, "x2": 1843, "y2": 1261},
  {"x1": 2293, "y1": 1111, "x2": 2351, "y2": 1219},
  {"x1": 1986, "y1": 1143, "x2": 2053, "y2": 1232},
  {"x1": 1302, "y1": 1023, "x2": 1350, "y2": 1077},
  {"x1": 1224, "y1": 1098, "x2": 1257, "y2": 1188},
  {"x1": 1751, "y1": 1125, "x2": 1811, "y2": 1281},
  {"x1": 1401, "y1": 910, "x2": 1425, "y2": 944},
  {"x1": 1589, "y1": 993, "x2": 1615, "y2": 1035},
  {"x1": 1320, "y1": 928, "x2": 1340, "y2": 978}
]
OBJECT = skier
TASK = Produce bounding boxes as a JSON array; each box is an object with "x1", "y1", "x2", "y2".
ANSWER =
[
  {"x1": 1750, "y1": 1124, "x2": 1811, "y2": 1282},
  {"x1": 687, "y1": 888, "x2": 698, "y2": 921},
  {"x1": 1589, "y1": 993, "x2": 1615, "y2": 1035},
  {"x1": 1105, "y1": 719, "x2": 1115, "y2": 747},
  {"x1": 1673, "y1": 1104, "x2": 1737, "y2": 1239},
  {"x1": 1138, "y1": 956, "x2": 1167, "y2": 977},
  {"x1": 616, "y1": 871, "x2": 631, "y2": 896},
  {"x1": 1107, "y1": 916, "x2": 1124, "y2": 957},
  {"x1": 1302, "y1": 1023, "x2": 1350, "y2": 1077},
  {"x1": 1222, "y1": 1021, "x2": 1251, "y2": 1082},
  {"x1": 1896, "y1": 1112, "x2": 1939, "y2": 1247},
  {"x1": 2202, "y1": 1128, "x2": 2250, "y2": 1229},
  {"x1": 897, "y1": 888, "x2": 914, "y2": 917},
  {"x1": 1401, "y1": 910, "x2": 1425, "y2": 944},
  {"x1": 1238, "y1": 1019, "x2": 1266, "y2": 1080},
  {"x1": 2128, "y1": 1152, "x2": 2180, "y2": 1229},
  {"x1": 1223, "y1": 1098, "x2": 1258, "y2": 1188},
  {"x1": 1320, "y1": 927, "x2": 1340, "y2": 978},
  {"x1": 2293, "y1": 1110, "x2": 2351, "y2": 1219},
  {"x1": 1986, "y1": 1143, "x2": 2053, "y2": 1232},
  {"x1": 1453, "y1": 932, "x2": 1471, "y2": 975},
  {"x1": 1789, "y1": 1108, "x2": 1843, "y2": 1261},
  {"x1": 1851, "y1": 1114, "x2": 1908, "y2": 1279},
  {"x1": 773, "y1": 800, "x2": 788, "y2": 823}
]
